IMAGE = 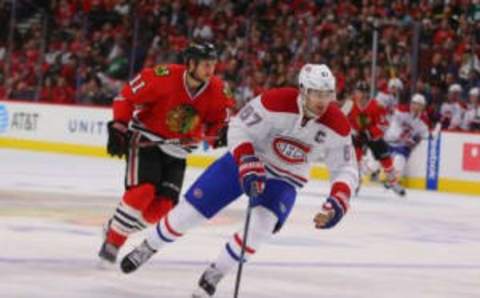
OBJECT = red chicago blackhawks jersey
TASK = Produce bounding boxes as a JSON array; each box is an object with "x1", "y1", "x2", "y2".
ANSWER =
[
  {"x1": 113, "y1": 64, "x2": 234, "y2": 157},
  {"x1": 347, "y1": 98, "x2": 388, "y2": 140}
]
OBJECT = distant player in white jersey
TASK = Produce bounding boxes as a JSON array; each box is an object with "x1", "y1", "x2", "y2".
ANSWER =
[
  {"x1": 385, "y1": 93, "x2": 430, "y2": 179},
  {"x1": 118, "y1": 64, "x2": 359, "y2": 297},
  {"x1": 376, "y1": 78, "x2": 404, "y2": 119},
  {"x1": 441, "y1": 83, "x2": 465, "y2": 130},
  {"x1": 461, "y1": 87, "x2": 480, "y2": 132}
]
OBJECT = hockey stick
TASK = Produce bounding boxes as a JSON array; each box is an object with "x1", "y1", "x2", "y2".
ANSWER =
[
  {"x1": 137, "y1": 136, "x2": 219, "y2": 148},
  {"x1": 233, "y1": 196, "x2": 254, "y2": 298}
]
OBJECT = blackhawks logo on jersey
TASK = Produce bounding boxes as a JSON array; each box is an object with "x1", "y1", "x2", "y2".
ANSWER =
[
  {"x1": 166, "y1": 104, "x2": 200, "y2": 134},
  {"x1": 357, "y1": 113, "x2": 371, "y2": 129},
  {"x1": 154, "y1": 64, "x2": 170, "y2": 76}
]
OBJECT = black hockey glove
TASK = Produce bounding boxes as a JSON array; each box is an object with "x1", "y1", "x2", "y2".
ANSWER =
[
  {"x1": 212, "y1": 125, "x2": 228, "y2": 149},
  {"x1": 107, "y1": 121, "x2": 130, "y2": 158}
]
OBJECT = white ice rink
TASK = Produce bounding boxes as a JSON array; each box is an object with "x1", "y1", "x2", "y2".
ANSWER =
[{"x1": 0, "y1": 149, "x2": 479, "y2": 298}]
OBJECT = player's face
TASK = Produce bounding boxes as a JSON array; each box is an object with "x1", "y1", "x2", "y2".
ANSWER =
[
  {"x1": 191, "y1": 59, "x2": 217, "y2": 82},
  {"x1": 448, "y1": 91, "x2": 460, "y2": 102},
  {"x1": 470, "y1": 94, "x2": 479, "y2": 105},
  {"x1": 389, "y1": 86, "x2": 399, "y2": 96},
  {"x1": 353, "y1": 89, "x2": 369, "y2": 108},
  {"x1": 410, "y1": 102, "x2": 425, "y2": 117},
  {"x1": 304, "y1": 89, "x2": 335, "y2": 117}
]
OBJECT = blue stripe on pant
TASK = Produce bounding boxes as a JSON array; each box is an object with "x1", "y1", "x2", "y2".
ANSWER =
[{"x1": 390, "y1": 145, "x2": 412, "y2": 158}]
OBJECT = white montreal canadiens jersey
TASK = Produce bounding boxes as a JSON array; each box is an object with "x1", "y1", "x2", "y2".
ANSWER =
[
  {"x1": 376, "y1": 91, "x2": 398, "y2": 115},
  {"x1": 441, "y1": 102, "x2": 464, "y2": 129},
  {"x1": 461, "y1": 105, "x2": 480, "y2": 131},
  {"x1": 228, "y1": 88, "x2": 358, "y2": 191},
  {"x1": 384, "y1": 106, "x2": 429, "y2": 146}
]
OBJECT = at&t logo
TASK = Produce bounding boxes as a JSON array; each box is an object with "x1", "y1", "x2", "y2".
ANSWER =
[{"x1": 0, "y1": 105, "x2": 8, "y2": 134}]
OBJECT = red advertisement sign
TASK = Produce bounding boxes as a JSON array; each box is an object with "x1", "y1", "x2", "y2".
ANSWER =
[{"x1": 463, "y1": 143, "x2": 480, "y2": 172}]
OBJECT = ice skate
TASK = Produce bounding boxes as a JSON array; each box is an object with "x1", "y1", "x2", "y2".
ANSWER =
[
  {"x1": 120, "y1": 240, "x2": 157, "y2": 273},
  {"x1": 97, "y1": 218, "x2": 119, "y2": 268},
  {"x1": 370, "y1": 169, "x2": 381, "y2": 182},
  {"x1": 192, "y1": 264, "x2": 224, "y2": 297},
  {"x1": 384, "y1": 181, "x2": 406, "y2": 197},
  {"x1": 97, "y1": 240, "x2": 119, "y2": 269}
]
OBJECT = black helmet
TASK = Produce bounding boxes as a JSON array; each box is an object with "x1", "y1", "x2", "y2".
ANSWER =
[
  {"x1": 354, "y1": 81, "x2": 369, "y2": 92},
  {"x1": 183, "y1": 42, "x2": 218, "y2": 62}
]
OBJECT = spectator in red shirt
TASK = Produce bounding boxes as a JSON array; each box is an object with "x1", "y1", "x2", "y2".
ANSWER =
[
  {"x1": 39, "y1": 76, "x2": 56, "y2": 102},
  {"x1": 51, "y1": 77, "x2": 75, "y2": 104}
]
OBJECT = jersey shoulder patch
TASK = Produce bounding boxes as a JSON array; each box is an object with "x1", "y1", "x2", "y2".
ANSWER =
[
  {"x1": 317, "y1": 103, "x2": 351, "y2": 137},
  {"x1": 154, "y1": 64, "x2": 172, "y2": 76},
  {"x1": 208, "y1": 77, "x2": 234, "y2": 104},
  {"x1": 260, "y1": 87, "x2": 300, "y2": 114}
]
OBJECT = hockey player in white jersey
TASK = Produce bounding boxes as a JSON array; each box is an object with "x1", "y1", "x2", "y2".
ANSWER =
[
  {"x1": 441, "y1": 83, "x2": 465, "y2": 130},
  {"x1": 461, "y1": 87, "x2": 480, "y2": 131},
  {"x1": 376, "y1": 77, "x2": 404, "y2": 118},
  {"x1": 385, "y1": 93, "x2": 430, "y2": 179},
  {"x1": 119, "y1": 64, "x2": 359, "y2": 297}
]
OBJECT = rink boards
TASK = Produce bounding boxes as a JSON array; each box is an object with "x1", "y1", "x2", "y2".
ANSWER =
[{"x1": 0, "y1": 100, "x2": 479, "y2": 196}]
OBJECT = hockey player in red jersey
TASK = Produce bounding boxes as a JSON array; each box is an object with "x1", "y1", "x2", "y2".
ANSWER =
[
  {"x1": 98, "y1": 42, "x2": 234, "y2": 264},
  {"x1": 118, "y1": 64, "x2": 358, "y2": 297},
  {"x1": 347, "y1": 81, "x2": 406, "y2": 196}
]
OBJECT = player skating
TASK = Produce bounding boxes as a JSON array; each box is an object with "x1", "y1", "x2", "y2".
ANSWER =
[
  {"x1": 384, "y1": 93, "x2": 430, "y2": 180},
  {"x1": 346, "y1": 81, "x2": 406, "y2": 196},
  {"x1": 98, "y1": 42, "x2": 233, "y2": 264},
  {"x1": 119, "y1": 64, "x2": 359, "y2": 297}
]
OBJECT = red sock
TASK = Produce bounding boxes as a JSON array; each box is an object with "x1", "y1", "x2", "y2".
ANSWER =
[
  {"x1": 142, "y1": 197, "x2": 174, "y2": 224},
  {"x1": 380, "y1": 157, "x2": 397, "y2": 183},
  {"x1": 106, "y1": 228, "x2": 127, "y2": 247},
  {"x1": 106, "y1": 184, "x2": 156, "y2": 247}
]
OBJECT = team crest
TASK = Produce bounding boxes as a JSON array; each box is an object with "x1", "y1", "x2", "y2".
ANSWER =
[
  {"x1": 193, "y1": 187, "x2": 203, "y2": 199},
  {"x1": 272, "y1": 136, "x2": 311, "y2": 164},
  {"x1": 154, "y1": 64, "x2": 170, "y2": 76},
  {"x1": 357, "y1": 113, "x2": 371, "y2": 129},
  {"x1": 166, "y1": 104, "x2": 200, "y2": 134}
]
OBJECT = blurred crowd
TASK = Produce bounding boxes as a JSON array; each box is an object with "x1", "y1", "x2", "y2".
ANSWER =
[{"x1": 0, "y1": 0, "x2": 479, "y2": 131}]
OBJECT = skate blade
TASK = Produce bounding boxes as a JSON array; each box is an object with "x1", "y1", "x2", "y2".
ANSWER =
[
  {"x1": 96, "y1": 258, "x2": 116, "y2": 270},
  {"x1": 192, "y1": 288, "x2": 209, "y2": 298}
]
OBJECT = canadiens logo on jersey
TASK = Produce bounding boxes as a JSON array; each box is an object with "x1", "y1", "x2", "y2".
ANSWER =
[
  {"x1": 166, "y1": 104, "x2": 200, "y2": 134},
  {"x1": 272, "y1": 137, "x2": 311, "y2": 164}
]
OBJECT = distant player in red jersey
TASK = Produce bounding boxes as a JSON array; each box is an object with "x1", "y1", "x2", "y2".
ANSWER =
[
  {"x1": 98, "y1": 42, "x2": 234, "y2": 264},
  {"x1": 346, "y1": 81, "x2": 405, "y2": 196}
]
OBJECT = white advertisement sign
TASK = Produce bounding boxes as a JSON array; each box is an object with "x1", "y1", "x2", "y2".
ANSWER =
[{"x1": 0, "y1": 101, "x2": 110, "y2": 146}]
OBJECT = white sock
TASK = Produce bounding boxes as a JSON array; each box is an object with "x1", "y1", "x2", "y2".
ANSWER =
[
  {"x1": 146, "y1": 200, "x2": 207, "y2": 250},
  {"x1": 393, "y1": 154, "x2": 407, "y2": 178},
  {"x1": 214, "y1": 206, "x2": 277, "y2": 275}
]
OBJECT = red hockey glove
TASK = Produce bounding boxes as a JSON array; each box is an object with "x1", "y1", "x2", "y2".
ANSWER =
[
  {"x1": 314, "y1": 182, "x2": 350, "y2": 229},
  {"x1": 233, "y1": 143, "x2": 266, "y2": 198}
]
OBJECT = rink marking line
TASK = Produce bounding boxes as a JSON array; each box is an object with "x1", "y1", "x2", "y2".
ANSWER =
[{"x1": 1, "y1": 257, "x2": 479, "y2": 270}]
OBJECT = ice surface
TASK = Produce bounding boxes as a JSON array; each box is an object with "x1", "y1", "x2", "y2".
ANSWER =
[{"x1": 1, "y1": 149, "x2": 479, "y2": 298}]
